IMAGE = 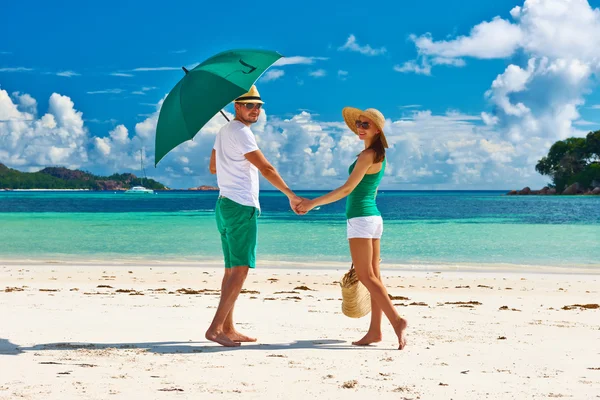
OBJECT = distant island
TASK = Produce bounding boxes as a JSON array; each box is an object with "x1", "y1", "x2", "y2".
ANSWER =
[
  {"x1": 508, "y1": 130, "x2": 600, "y2": 195},
  {"x1": 0, "y1": 163, "x2": 168, "y2": 190}
]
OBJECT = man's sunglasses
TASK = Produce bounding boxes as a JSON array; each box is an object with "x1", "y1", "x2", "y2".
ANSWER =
[
  {"x1": 241, "y1": 103, "x2": 262, "y2": 110},
  {"x1": 355, "y1": 120, "x2": 370, "y2": 129}
]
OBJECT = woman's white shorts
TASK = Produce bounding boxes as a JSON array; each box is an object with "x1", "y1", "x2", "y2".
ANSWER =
[{"x1": 347, "y1": 216, "x2": 384, "y2": 239}]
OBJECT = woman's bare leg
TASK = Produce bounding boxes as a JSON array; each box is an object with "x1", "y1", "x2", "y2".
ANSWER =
[
  {"x1": 349, "y1": 238, "x2": 407, "y2": 350},
  {"x1": 353, "y1": 239, "x2": 383, "y2": 345}
]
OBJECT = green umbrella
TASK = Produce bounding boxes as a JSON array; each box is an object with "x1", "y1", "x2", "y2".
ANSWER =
[{"x1": 154, "y1": 48, "x2": 283, "y2": 166}]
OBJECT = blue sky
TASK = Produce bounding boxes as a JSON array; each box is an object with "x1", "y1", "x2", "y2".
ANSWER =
[{"x1": 2, "y1": 0, "x2": 600, "y2": 189}]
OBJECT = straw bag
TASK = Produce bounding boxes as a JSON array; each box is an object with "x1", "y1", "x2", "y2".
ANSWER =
[{"x1": 340, "y1": 263, "x2": 371, "y2": 318}]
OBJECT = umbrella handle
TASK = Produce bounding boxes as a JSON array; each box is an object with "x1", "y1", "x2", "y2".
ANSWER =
[{"x1": 219, "y1": 110, "x2": 230, "y2": 122}]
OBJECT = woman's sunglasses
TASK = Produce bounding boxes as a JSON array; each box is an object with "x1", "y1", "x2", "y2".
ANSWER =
[
  {"x1": 355, "y1": 120, "x2": 370, "y2": 129},
  {"x1": 241, "y1": 103, "x2": 262, "y2": 110}
]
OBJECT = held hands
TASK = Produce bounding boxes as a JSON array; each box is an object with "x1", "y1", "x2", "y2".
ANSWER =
[
  {"x1": 295, "y1": 198, "x2": 317, "y2": 215},
  {"x1": 288, "y1": 195, "x2": 317, "y2": 215},
  {"x1": 289, "y1": 195, "x2": 304, "y2": 215}
]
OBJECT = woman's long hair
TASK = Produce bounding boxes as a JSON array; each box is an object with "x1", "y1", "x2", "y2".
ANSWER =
[{"x1": 367, "y1": 134, "x2": 386, "y2": 163}]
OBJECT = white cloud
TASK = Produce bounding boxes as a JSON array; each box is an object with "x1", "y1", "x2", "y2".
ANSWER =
[
  {"x1": 0, "y1": 90, "x2": 88, "y2": 169},
  {"x1": 337, "y1": 70, "x2": 348, "y2": 80},
  {"x1": 12, "y1": 92, "x2": 37, "y2": 116},
  {"x1": 573, "y1": 119, "x2": 599, "y2": 126},
  {"x1": 109, "y1": 125, "x2": 130, "y2": 144},
  {"x1": 0, "y1": 67, "x2": 33, "y2": 72},
  {"x1": 273, "y1": 56, "x2": 328, "y2": 66},
  {"x1": 394, "y1": 55, "x2": 467, "y2": 75},
  {"x1": 260, "y1": 69, "x2": 285, "y2": 82},
  {"x1": 486, "y1": 57, "x2": 593, "y2": 143},
  {"x1": 87, "y1": 118, "x2": 118, "y2": 125},
  {"x1": 309, "y1": 69, "x2": 327, "y2": 78},
  {"x1": 399, "y1": 104, "x2": 421, "y2": 109},
  {"x1": 590, "y1": 104, "x2": 600, "y2": 109},
  {"x1": 401, "y1": 0, "x2": 600, "y2": 74},
  {"x1": 0, "y1": 88, "x2": 557, "y2": 189},
  {"x1": 87, "y1": 89, "x2": 124, "y2": 95},
  {"x1": 110, "y1": 73, "x2": 134, "y2": 77},
  {"x1": 338, "y1": 34, "x2": 387, "y2": 56},
  {"x1": 394, "y1": 60, "x2": 431, "y2": 75},
  {"x1": 431, "y1": 57, "x2": 466, "y2": 67},
  {"x1": 131, "y1": 87, "x2": 157, "y2": 95},
  {"x1": 481, "y1": 112, "x2": 499, "y2": 126},
  {"x1": 398, "y1": 0, "x2": 600, "y2": 159},
  {"x1": 0, "y1": 91, "x2": 30, "y2": 121},
  {"x1": 48, "y1": 93, "x2": 85, "y2": 136},
  {"x1": 56, "y1": 71, "x2": 80, "y2": 77},
  {"x1": 411, "y1": 17, "x2": 522, "y2": 60},
  {"x1": 242, "y1": 108, "x2": 548, "y2": 190}
]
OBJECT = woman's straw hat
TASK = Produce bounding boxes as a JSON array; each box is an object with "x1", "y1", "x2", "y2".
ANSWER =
[
  {"x1": 342, "y1": 107, "x2": 388, "y2": 148},
  {"x1": 235, "y1": 85, "x2": 264, "y2": 104},
  {"x1": 340, "y1": 264, "x2": 371, "y2": 318}
]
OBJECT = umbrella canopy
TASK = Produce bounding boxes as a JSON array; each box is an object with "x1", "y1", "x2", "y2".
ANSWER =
[{"x1": 154, "y1": 49, "x2": 283, "y2": 166}]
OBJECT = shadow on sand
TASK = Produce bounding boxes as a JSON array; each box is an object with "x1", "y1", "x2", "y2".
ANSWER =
[{"x1": 2, "y1": 338, "x2": 389, "y2": 355}]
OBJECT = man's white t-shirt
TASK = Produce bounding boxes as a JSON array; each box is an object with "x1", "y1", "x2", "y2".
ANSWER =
[{"x1": 213, "y1": 120, "x2": 260, "y2": 210}]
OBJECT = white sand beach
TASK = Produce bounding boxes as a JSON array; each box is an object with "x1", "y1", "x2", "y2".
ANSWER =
[{"x1": 1, "y1": 263, "x2": 599, "y2": 399}]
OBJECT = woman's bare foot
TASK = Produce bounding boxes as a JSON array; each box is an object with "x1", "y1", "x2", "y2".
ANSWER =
[
  {"x1": 352, "y1": 332, "x2": 382, "y2": 346},
  {"x1": 205, "y1": 330, "x2": 241, "y2": 347},
  {"x1": 394, "y1": 318, "x2": 408, "y2": 350},
  {"x1": 224, "y1": 330, "x2": 257, "y2": 343}
]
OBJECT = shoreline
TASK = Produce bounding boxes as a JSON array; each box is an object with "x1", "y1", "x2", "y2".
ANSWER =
[{"x1": 2, "y1": 257, "x2": 599, "y2": 275}]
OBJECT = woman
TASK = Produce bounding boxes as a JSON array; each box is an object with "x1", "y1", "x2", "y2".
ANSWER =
[{"x1": 296, "y1": 107, "x2": 407, "y2": 350}]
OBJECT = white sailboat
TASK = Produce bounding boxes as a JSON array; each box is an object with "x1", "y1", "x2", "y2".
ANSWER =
[{"x1": 125, "y1": 149, "x2": 154, "y2": 194}]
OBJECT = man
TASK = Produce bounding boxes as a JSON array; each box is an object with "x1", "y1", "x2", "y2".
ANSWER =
[{"x1": 206, "y1": 85, "x2": 302, "y2": 347}]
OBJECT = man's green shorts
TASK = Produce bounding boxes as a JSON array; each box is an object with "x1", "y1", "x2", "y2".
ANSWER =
[{"x1": 215, "y1": 196, "x2": 259, "y2": 269}]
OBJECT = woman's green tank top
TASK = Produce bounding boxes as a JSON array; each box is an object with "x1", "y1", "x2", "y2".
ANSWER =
[{"x1": 345, "y1": 158, "x2": 386, "y2": 219}]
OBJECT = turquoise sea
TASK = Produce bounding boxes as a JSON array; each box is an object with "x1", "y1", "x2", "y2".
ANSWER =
[{"x1": 0, "y1": 191, "x2": 598, "y2": 269}]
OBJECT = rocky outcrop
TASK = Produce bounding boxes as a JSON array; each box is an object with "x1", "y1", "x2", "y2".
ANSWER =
[
  {"x1": 507, "y1": 186, "x2": 536, "y2": 195},
  {"x1": 189, "y1": 185, "x2": 219, "y2": 191},
  {"x1": 585, "y1": 187, "x2": 600, "y2": 195},
  {"x1": 507, "y1": 183, "x2": 595, "y2": 195},
  {"x1": 562, "y1": 183, "x2": 584, "y2": 195},
  {"x1": 518, "y1": 187, "x2": 531, "y2": 195},
  {"x1": 94, "y1": 180, "x2": 126, "y2": 191}
]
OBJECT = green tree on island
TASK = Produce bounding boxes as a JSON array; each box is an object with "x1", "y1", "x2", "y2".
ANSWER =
[{"x1": 536, "y1": 130, "x2": 600, "y2": 193}]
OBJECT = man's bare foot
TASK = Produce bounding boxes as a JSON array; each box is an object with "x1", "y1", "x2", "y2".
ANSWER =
[
  {"x1": 352, "y1": 332, "x2": 382, "y2": 346},
  {"x1": 224, "y1": 330, "x2": 257, "y2": 343},
  {"x1": 394, "y1": 318, "x2": 408, "y2": 350},
  {"x1": 205, "y1": 330, "x2": 241, "y2": 347}
]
